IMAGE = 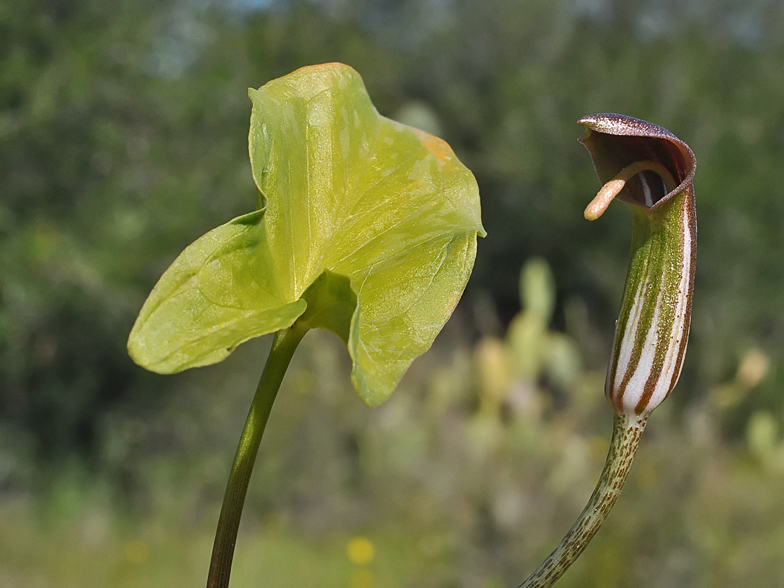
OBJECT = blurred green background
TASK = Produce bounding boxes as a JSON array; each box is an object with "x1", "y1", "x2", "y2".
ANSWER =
[{"x1": 3, "y1": 0, "x2": 784, "y2": 586}]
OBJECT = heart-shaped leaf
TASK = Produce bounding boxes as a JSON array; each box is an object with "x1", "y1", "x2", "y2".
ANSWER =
[{"x1": 128, "y1": 63, "x2": 485, "y2": 406}]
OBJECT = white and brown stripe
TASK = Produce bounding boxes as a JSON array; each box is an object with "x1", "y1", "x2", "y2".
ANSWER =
[
  {"x1": 606, "y1": 186, "x2": 696, "y2": 415},
  {"x1": 578, "y1": 113, "x2": 697, "y2": 417}
]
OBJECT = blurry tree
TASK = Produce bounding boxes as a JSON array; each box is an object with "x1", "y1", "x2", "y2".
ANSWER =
[
  {"x1": 0, "y1": 0, "x2": 262, "y2": 467},
  {"x1": 2, "y1": 0, "x2": 784, "y2": 479}
]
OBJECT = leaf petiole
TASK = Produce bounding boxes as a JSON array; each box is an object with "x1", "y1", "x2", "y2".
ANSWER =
[{"x1": 206, "y1": 323, "x2": 309, "y2": 588}]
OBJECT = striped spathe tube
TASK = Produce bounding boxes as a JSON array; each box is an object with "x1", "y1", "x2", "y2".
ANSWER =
[
  {"x1": 579, "y1": 113, "x2": 697, "y2": 417},
  {"x1": 518, "y1": 114, "x2": 696, "y2": 588}
]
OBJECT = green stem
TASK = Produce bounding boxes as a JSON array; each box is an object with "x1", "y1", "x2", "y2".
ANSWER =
[
  {"x1": 206, "y1": 324, "x2": 308, "y2": 588},
  {"x1": 518, "y1": 413, "x2": 648, "y2": 588}
]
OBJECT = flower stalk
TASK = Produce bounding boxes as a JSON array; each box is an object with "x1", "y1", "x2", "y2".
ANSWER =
[
  {"x1": 518, "y1": 414, "x2": 646, "y2": 588},
  {"x1": 518, "y1": 113, "x2": 696, "y2": 587}
]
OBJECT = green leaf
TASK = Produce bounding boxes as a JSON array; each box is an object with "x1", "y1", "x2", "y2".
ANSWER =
[
  {"x1": 127, "y1": 210, "x2": 307, "y2": 372},
  {"x1": 128, "y1": 63, "x2": 484, "y2": 406}
]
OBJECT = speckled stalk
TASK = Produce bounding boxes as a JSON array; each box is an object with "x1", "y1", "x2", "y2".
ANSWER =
[{"x1": 518, "y1": 414, "x2": 647, "y2": 588}]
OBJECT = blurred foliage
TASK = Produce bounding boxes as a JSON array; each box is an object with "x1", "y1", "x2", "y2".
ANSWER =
[
  {"x1": 3, "y1": 261, "x2": 784, "y2": 587},
  {"x1": 3, "y1": 0, "x2": 784, "y2": 585}
]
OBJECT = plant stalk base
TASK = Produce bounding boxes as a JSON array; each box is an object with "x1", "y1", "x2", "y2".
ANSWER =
[{"x1": 206, "y1": 325, "x2": 307, "y2": 588}]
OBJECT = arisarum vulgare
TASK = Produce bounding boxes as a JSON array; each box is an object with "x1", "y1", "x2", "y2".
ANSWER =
[{"x1": 519, "y1": 113, "x2": 696, "y2": 588}]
